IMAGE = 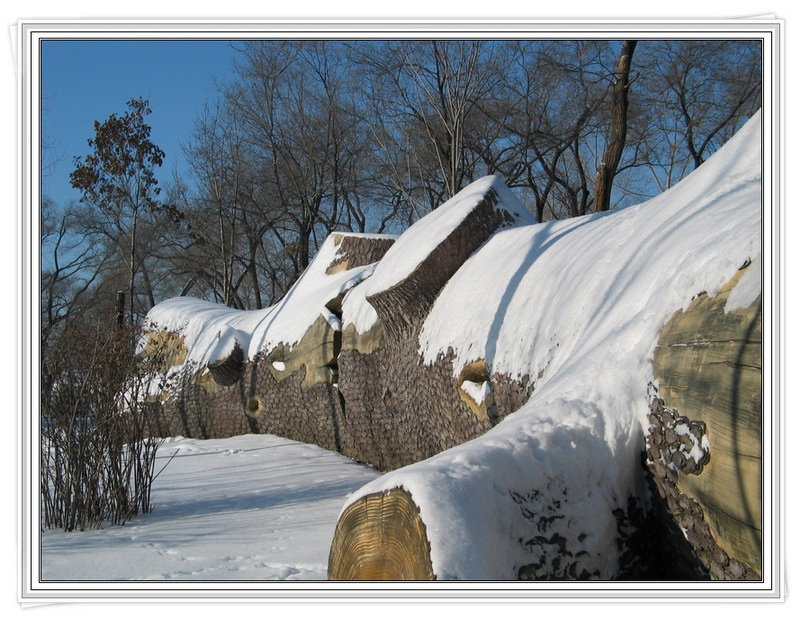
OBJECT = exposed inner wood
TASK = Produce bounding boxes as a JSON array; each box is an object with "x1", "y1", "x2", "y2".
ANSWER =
[
  {"x1": 456, "y1": 359, "x2": 495, "y2": 422},
  {"x1": 652, "y1": 264, "x2": 762, "y2": 575},
  {"x1": 327, "y1": 487, "x2": 435, "y2": 580}
]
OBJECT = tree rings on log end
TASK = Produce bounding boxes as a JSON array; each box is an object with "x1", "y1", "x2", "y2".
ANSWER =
[{"x1": 328, "y1": 487, "x2": 435, "y2": 580}]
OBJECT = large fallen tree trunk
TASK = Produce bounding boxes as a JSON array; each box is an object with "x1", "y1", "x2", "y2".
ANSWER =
[{"x1": 327, "y1": 263, "x2": 763, "y2": 581}]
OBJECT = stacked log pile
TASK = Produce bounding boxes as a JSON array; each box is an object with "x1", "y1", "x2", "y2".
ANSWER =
[{"x1": 148, "y1": 232, "x2": 396, "y2": 447}]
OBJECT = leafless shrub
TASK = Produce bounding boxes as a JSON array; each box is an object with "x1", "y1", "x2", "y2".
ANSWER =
[{"x1": 40, "y1": 323, "x2": 170, "y2": 531}]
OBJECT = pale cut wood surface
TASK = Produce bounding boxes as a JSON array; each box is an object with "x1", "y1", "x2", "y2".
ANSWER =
[
  {"x1": 652, "y1": 264, "x2": 762, "y2": 574},
  {"x1": 328, "y1": 487, "x2": 435, "y2": 580}
]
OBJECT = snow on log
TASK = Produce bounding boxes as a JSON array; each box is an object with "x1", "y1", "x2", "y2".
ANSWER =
[
  {"x1": 329, "y1": 112, "x2": 763, "y2": 580},
  {"x1": 359, "y1": 175, "x2": 535, "y2": 341},
  {"x1": 142, "y1": 232, "x2": 395, "y2": 376},
  {"x1": 141, "y1": 112, "x2": 764, "y2": 581}
]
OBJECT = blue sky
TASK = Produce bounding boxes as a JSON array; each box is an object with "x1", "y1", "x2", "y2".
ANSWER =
[{"x1": 41, "y1": 39, "x2": 240, "y2": 207}]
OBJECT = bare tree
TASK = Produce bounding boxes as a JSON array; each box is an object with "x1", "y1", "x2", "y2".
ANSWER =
[
  {"x1": 490, "y1": 41, "x2": 615, "y2": 219},
  {"x1": 179, "y1": 40, "x2": 388, "y2": 301},
  {"x1": 351, "y1": 40, "x2": 510, "y2": 213},
  {"x1": 245, "y1": 43, "x2": 341, "y2": 273},
  {"x1": 594, "y1": 40, "x2": 638, "y2": 212},
  {"x1": 635, "y1": 40, "x2": 762, "y2": 190},
  {"x1": 40, "y1": 198, "x2": 108, "y2": 345},
  {"x1": 101, "y1": 38, "x2": 763, "y2": 320},
  {"x1": 177, "y1": 102, "x2": 272, "y2": 308}
]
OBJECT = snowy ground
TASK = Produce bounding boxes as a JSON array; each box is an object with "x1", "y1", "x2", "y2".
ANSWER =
[{"x1": 40, "y1": 434, "x2": 381, "y2": 581}]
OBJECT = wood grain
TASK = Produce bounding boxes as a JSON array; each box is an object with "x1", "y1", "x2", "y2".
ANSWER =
[{"x1": 328, "y1": 488, "x2": 435, "y2": 580}]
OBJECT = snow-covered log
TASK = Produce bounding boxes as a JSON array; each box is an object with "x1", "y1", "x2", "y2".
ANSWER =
[
  {"x1": 142, "y1": 112, "x2": 764, "y2": 581},
  {"x1": 328, "y1": 112, "x2": 763, "y2": 581}
]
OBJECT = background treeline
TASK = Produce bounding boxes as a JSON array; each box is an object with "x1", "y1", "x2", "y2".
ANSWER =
[{"x1": 42, "y1": 38, "x2": 762, "y2": 338}]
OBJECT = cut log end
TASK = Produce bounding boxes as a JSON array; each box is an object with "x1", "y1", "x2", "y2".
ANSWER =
[{"x1": 327, "y1": 487, "x2": 435, "y2": 581}]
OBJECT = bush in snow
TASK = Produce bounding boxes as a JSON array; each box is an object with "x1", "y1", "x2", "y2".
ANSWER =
[{"x1": 40, "y1": 323, "x2": 170, "y2": 531}]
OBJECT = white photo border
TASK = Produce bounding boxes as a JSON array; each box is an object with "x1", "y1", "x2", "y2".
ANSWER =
[{"x1": 17, "y1": 17, "x2": 785, "y2": 603}]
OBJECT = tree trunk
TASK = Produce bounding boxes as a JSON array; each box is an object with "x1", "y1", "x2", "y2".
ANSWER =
[
  {"x1": 116, "y1": 291, "x2": 126, "y2": 328},
  {"x1": 594, "y1": 40, "x2": 637, "y2": 213},
  {"x1": 128, "y1": 208, "x2": 138, "y2": 322}
]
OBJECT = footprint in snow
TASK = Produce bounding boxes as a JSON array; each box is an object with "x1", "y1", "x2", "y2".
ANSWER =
[{"x1": 278, "y1": 566, "x2": 300, "y2": 579}]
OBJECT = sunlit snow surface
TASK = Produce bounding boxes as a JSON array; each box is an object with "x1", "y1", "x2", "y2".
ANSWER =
[
  {"x1": 142, "y1": 232, "x2": 390, "y2": 372},
  {"x1": 342, "y1": 174, "x2": 536, "y2": 333},
  {"x1": 346, "y1": 112, "x2": 762, "y2": 580},
  {"x1": 40, "y1": 435, "x2": 380, "y2": 581}
]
